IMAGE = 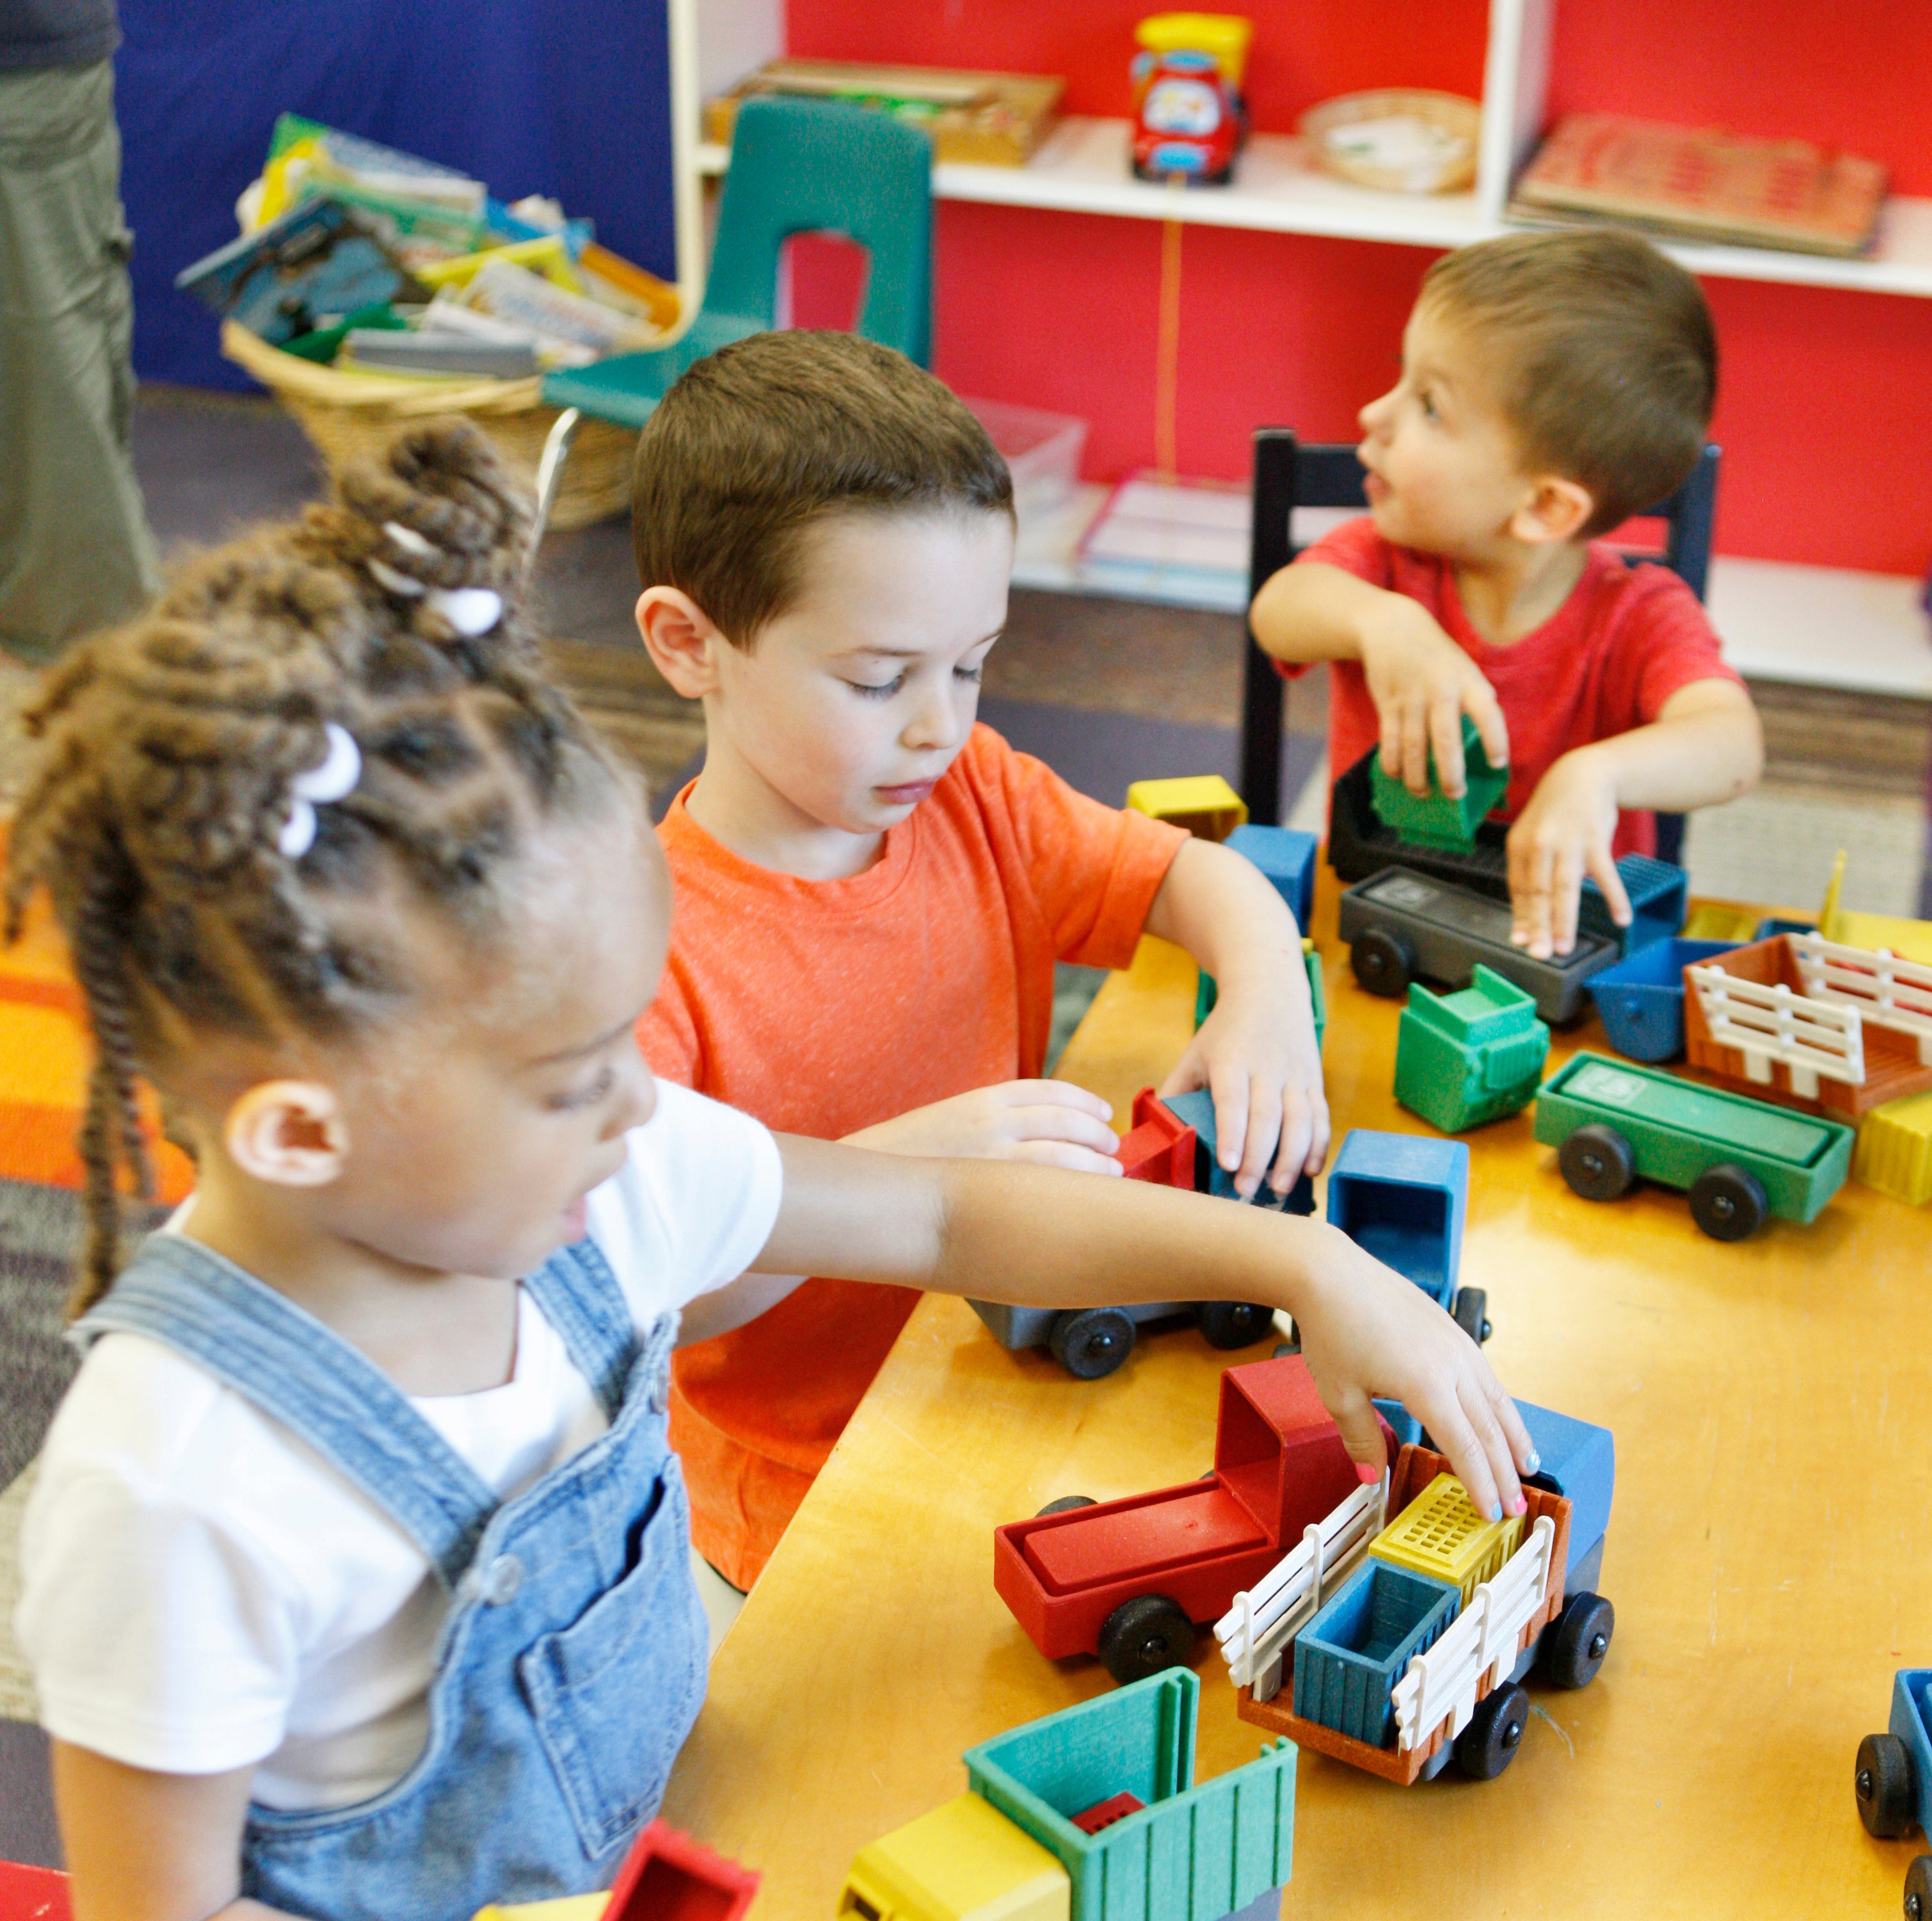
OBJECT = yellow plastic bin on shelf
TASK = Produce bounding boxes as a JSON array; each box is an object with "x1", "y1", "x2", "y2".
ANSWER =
[
  {"x1": 1134, "y1": 14, "x2": 1254, "y2": 89},
  {"x1": 1371, "y1": 1473, "x2": 1525, "y2": 1608}
]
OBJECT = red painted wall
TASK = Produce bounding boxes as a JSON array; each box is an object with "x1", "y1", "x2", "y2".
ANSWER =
[{"x1": 787, "y1": 0, "x2": 1932, "y2": 576}]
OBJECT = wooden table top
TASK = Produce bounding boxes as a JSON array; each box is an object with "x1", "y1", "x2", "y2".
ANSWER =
[{"x1": 660, "y1": 869, "x2": 1931, "y2": 1918}]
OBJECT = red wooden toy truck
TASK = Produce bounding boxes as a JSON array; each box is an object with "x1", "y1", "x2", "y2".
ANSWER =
[{"x1": 994, "y1": 1354, "x2": 1394, "y2": 1684}]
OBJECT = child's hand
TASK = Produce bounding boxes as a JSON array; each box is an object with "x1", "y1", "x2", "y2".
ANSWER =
[
  {"x1": 1294, "y1": 1224, "x2": 1534, "y2": 1523},
  {"x1": 1506, "y1": 745, "x2": 1631, "y2": 959},
  {"x1": 1358, "y1": 598, "x2": 1510, "y2": 796},
  {"x1": 1159, "y1": 988, "x2": 1329, "y2": 1201},
  {"x1": 845, "y1": 1081, "x2": 1124, "y2": 1176}
]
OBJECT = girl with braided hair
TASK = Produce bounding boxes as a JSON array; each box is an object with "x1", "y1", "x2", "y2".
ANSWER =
[{"x1": 5, "y1": 421, "x2": 1532, "y2": 1921}]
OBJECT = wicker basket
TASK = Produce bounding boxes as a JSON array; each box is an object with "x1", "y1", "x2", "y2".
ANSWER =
[
  {"x1": 1300, "y1": 90, "x2": 1481, "y2": 195},
  {"x1": 221, "y1": 321, "x2": 638, "y2": 529}
]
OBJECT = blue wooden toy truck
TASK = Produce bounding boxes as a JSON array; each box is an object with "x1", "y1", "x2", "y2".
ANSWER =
[{"x1": 1855, "y1": 1670, "x2": 1932, "y2": 1917}]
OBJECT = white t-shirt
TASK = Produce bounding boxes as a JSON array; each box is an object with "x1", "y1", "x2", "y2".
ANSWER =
[{"x1": 15, "y1": 1083, "x2": 783, "y2": 1812}]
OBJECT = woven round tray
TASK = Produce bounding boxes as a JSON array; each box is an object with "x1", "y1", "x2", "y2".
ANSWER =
[
  {"x1": 221, "y1": 321, "x2": 637, "y2": 530},
  {"x1": 1299, "y1": 90, "x2": 1481, "y2": 195}
]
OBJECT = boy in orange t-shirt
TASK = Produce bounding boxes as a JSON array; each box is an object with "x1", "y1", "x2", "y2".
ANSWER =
[{"x1": 633, "y1": 332, "x2": 1326, "y2": 1588}]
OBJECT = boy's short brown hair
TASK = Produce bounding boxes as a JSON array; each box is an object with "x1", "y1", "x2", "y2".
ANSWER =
[
  {"x1": 1421, "y1": 228, "x2": 1717, "y2": 535},
  {"x1": 631, "y1": 330, "x2": 1013, "y2": 645}
]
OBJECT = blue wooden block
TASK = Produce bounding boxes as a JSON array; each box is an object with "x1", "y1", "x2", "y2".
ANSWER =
[
  {"x1": 1325, "y1": 1131, "x2": 1468, "y2": 1309},
  {"x1": 1515, "y1": 1399, "x2": 1615, "y2": 1581},
  {"x1": 1586, "y1": 937, "x2": 1739, "y2": 1063},
  {"x1": 1294, "y1": 1561, "x2": 1461, "y2": 1747},
  {"x1": 1161, "y1": 1091, "x2": 1316, "y2": 1216},
  {"x1": 1225, "y1": 824, "x2": 1319, "y2": 932}
]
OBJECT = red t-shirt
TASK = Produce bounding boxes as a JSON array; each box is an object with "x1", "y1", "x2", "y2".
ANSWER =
[
  {"x1": 641, "y1": 725, "x2": 1186, "y2": 1587},
  {"x1": 1287, "y1": 518, "x2": 1743, "y2": 857}
]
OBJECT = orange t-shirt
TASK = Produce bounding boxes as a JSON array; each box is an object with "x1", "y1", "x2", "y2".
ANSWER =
[{"x1": 641, "y1": 724, "x2": 1187, "y2": 1587}]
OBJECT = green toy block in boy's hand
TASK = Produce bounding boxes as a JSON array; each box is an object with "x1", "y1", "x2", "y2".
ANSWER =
[{"x1": 1370, "y1": 713, "x2": 1510, "y2": 850}]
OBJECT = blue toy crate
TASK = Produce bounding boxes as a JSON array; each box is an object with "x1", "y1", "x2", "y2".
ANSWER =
[
  {"x1": 1293, "y1": 1560, "x2": 1461, "y2": 1747},
  {"x1": 1586, "y1": 937, "x2": 1739, "y2": 1062},
  {"x1": 1324, "y1": 1132, "x2": 1467, "y2": 1309},
  {"x1": 1578, "y1": 852, "x2": 1688, "y2": 957}
]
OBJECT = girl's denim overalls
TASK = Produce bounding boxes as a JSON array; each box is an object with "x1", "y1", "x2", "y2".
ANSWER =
[{"x1": 75, "y1": 1231, "x2": 708, "y2": 1921}]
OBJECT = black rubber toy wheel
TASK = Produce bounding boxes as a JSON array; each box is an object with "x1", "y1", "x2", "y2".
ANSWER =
[
  {"x1": 1542, "y1": 1591, "x2": 1614, "y2": 1689},
  {"x1": 1688, "y1": 1162, "x2": 1768, "y2": 1242},
  {"x1": 1558, "y1": 1122, "x2": 1636, "y2": 1203},
  {"x1": 1035, "y1": 1495, "x2": 1098, "y2": 1518},
  {"x1": 1908, "y1": 1855, "x2": 1932, "y2": 1921},
  {"x1": 1349, "y1": 925, "x2": 1415, "y2": 999},
  {"x1": 1856, "y1": 1731, "x2": 1918, "y2": 1838},
  {"x1": 1195, "y1": 1300, "x2": 1274, "y2": 1349},
  {"x1": 1452, "y1": 1287, "x2": 1492, "y2": 1345},
  {"x1": 1098, "y1": 1593, "x2": 1195, "y2": 1686},
  {"x1": 1454, "y1": 1680, "x2": 1530, "y2": 1780},
  {"x1": 1050, "y1": 1307, "x2": 1136, "y2": 1379}
]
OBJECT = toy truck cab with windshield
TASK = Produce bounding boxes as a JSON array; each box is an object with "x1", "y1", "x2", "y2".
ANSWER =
[{"x1": 995, "y1": 1354, "x2": 1392, "y2": 1685}]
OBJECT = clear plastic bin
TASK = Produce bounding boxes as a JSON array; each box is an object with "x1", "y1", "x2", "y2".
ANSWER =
[{"x1": 962, "y1": 396, "x2": 1089, "y2": 521}]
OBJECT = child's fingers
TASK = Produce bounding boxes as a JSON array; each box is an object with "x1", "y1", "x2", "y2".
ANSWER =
[
  {"x1": 1326, "y1": 1382, "x2": 1391, "y2": 1480},
  {"x1": 1456, "y1": 1369, "x2": 1526, "y2": 1519},
  {"x1": 1008, "y1": 1139, "x2": 1125, "y2": 1176},
  {"x1": 1005, "y1": 1103, "x2": 1127, "y2": 1157},
  {"x1": 1209, "y1": 1063, "x2": 1253, "y2": 1191},
  {"x1": 1270, "y1": 1084, "x2": 1313, "y2": 1194},
  {"x1": 1399, "y1": 702, "x2": 1432, "y2": 795},
  {"x1": 1547, "y1": 844, "x2": 1585, "y2": 956},
  {"x1": 1302, "y1": 1081, "x2": 1332, "y2": 1177},
  {"x1": 1427, "y1": 697, "x2": 1467, "y2": 796},
  {"x1": 1586, "y1": 845, "x2": 1633, "y2": 928},
  {"x1": 1000, "y1": 1079, "x2": 1114, "y2": 1122},
  {"x1": 1237, "y1": 1076, "x2": 1284, "y2": 1199},
  {"x1": 1510, "y1": 839, "x2": 1557, "y2": 958},
  {"x1": 1466, "y1": 683, "x2": 1511, "y2": 774},
  {"x1": 1420, "y1": 1376, "x2": 1519, "y2": 1525}
]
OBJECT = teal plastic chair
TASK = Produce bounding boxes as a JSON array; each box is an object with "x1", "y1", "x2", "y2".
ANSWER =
[{"x1": 533, "y1": 96, "x2": 933, "y2": 533}]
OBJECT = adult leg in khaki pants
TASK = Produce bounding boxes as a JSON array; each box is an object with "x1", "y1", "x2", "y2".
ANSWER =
[{"x1": 0, "y1": 59, "x2": 159, "y2": 662}]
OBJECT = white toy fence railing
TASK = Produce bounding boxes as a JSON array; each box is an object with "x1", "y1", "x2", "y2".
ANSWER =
[
  {"x1": 1389, "y1": 1515, "x2": 1555, "y2": 1753},
  {"x1": 1688, "y1": 964, "x2": 1863, "y2": 1099},
  {"x1": 1790, "y1": 932, "x2": 1932, "y2": 1064},
  {"x1": 1214, "y1": 1476, "x2": 1386, "y2": 1702}
]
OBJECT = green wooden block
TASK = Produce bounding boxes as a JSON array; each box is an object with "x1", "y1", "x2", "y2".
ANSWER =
[
  {"x1": 1197, "y1": 947, "x2": 1326, "y2": 1052},
  {"x1": 1534, "y1": 1052, "x2": 1854, "y2": 1224},
  {"x1": 1394, "y1": 964, "x2": 1549, "y2": 1132},
  {"x1": 1369, "y1": 715, "x2": 1509, "y2": 850}
]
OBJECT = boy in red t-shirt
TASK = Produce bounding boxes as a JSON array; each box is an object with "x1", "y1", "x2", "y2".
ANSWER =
[
  {"x1": 1250, "y1": 228, "x2": 1763, "y2": 960},
  {"x1": 629, "y1": 332, "x2": 1328, "y2": 1588}
]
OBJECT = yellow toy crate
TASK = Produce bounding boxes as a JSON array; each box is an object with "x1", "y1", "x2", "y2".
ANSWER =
[
  {"x1": 1124, "y1": 775, "x2": 1247, "y2": 843},
  {"x1": 1369, "y1": 1472, "x2": 1524, "y2": 1606},
  {"x1": 1854, "y1": 1090, "x2": 1932, "y2": 1206}
]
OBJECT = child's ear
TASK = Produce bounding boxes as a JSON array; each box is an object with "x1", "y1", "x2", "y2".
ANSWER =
[
  {"x1": 1510, "y1": 475, "x2": 1596, "y2": 547},
  {"x1": 636, "y1": 587, "x2": 728, "y2": 698},
  {"x1": 224, "y1": 1081, "x2": 349, "y2": 1187}
]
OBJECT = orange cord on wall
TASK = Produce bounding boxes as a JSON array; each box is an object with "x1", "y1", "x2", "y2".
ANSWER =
[{"x1": 1155, "y1": 194, "x2": 1184, "y2": 480}]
